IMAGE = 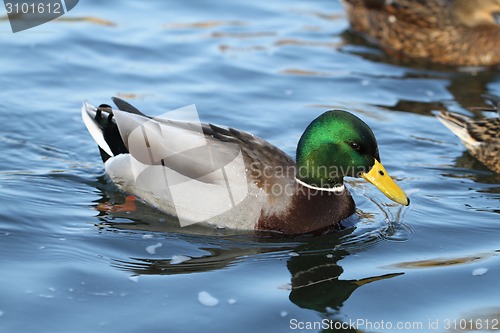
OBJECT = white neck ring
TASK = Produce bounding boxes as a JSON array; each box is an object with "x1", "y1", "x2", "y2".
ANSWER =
[{"x1": 294, "y1": 178, "x2": 345, "y2": 193}]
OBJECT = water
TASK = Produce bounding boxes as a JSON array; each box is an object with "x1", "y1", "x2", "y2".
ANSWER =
[{"x1": 1, "y1": 0, "x2": 500, "y2": 332}]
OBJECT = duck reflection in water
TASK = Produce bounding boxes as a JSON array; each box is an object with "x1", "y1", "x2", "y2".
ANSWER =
[
  {"x1": 93, "y1": 188, "x2": 402, "y2": 327},
  {"x1": 286, "y1": 245, "x2": 402, "y2": 314},
  {"x1": 111, "y1": 231, "x2": 401, "y2": 328}
]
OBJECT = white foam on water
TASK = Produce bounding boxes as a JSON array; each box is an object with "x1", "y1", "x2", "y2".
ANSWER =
[
  {"x1": 170, "y1": 255, "x2": 191, "y2": 265},
  {"x1": 472, "y1": 268, "x2": 488, "y2": 276},
  {"x1": 146, "y1": 243, "x2": 162, "y2": 254},
  {"x1": 198, "y1": 291, "x2": 219, "y2": 307}
]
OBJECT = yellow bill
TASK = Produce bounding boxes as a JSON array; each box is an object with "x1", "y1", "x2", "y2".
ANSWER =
[{"x1": 361, "y1": 159, "x2": 409, "y2": 206}]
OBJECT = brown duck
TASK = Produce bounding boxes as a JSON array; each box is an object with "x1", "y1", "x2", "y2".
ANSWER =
[
  {"x1": 437, "y1": 94, "x2": 500, "y2": 173},
  {"x1": 342, "y1": 0, "x2": 500, "y2": 66}
]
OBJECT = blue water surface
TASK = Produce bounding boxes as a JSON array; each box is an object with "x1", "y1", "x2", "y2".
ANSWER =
[{"x1": 1, "y1": 0, "x2": 500, "y2": 332}]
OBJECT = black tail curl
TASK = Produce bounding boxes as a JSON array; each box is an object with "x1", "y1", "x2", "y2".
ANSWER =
[{"x1": 95, "y1": 103, "x2": 128, "y2": 162}]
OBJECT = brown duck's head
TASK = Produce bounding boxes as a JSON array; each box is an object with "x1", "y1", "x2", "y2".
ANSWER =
[{"x1": 453, "y1": 0, "x2": 500, "y2": 27}]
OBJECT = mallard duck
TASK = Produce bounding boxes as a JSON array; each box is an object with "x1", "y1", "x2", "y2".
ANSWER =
[
  {"x1": 437, "y1": 94, "x2": 500, "y2": 173},
  {"x1": 342, "y1": 0, "x2": 500, "y2": 66},
  {"x1": 82, "y1": 98, "x2": 409, "y2": 234}
]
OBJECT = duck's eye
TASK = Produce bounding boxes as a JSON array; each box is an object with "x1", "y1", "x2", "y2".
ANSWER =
[
  {"x1": 493, "y1": 11, "x2": 500, "y2": 24},
  {"x1": 348, "y1": 141, "x2": 362, "y2": 152}
]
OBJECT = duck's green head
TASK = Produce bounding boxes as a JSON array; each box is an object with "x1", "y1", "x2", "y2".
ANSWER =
[{"x1": 296, "y1": 110, "x2": 409, "y2": 206}]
